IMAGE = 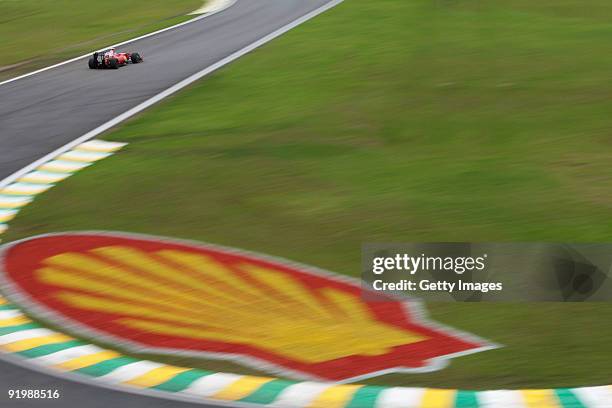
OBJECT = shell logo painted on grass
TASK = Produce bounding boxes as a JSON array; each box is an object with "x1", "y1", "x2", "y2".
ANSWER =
[{"x1": 0, "y1": 232, "x2": 493, "y2": 381}]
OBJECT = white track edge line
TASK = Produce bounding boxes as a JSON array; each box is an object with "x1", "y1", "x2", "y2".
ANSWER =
[
  {"x1": 0, "y1": 0, "x2": 238, "y2": 88},
  {"x1": 0, "y1": 0, "x2": 345, "y2": 191}
]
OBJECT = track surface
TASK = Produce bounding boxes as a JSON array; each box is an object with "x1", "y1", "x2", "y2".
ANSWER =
[
  {"x1": 0, "y1": 0, "x2": 332, "y2": 181},
  {"x1": 0, "y1": 0, "x2": 335, "y2": 406}
]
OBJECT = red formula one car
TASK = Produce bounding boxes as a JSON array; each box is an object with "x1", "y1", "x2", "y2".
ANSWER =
[{"x1": 88, "y1": 48, "x2": 143, "y2": 69}]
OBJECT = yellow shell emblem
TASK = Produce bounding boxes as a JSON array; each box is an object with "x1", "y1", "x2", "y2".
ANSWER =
[{"x1": 1, "y1": 233, "x2": 488, "y2": 381}]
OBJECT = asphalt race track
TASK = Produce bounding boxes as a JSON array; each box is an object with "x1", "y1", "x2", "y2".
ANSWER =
[
  {"x1": 0, "y1": 0, "x2": 337, "y2": 406},
  {"x1": 0, "y1": 0, "x2": 335, "y2": 181}
]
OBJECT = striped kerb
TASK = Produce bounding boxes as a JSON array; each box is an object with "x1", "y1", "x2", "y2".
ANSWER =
[
  {"x1": 239, "y1": 379, "x2": 296, "y2": 404},
  {"x1": 76, "y1": 356, "x2": 140, "y2": 377},
  {"x1": 17, "y1": 340, "x2": 86, "y2": 358},
  {"x1": 153, "y1": 369, "x2": 213, "y2": 392},
  {"x1": 345, "y1": 385, "x2": 386, "y2": 408},
  {"x1": 554, "y1": 389, "x2": 587, "y2": 408},
  {"x1": 0, "y1": 139, "x2": 126, "y2": 240},
  {"x1": 0, "y1": 298, "x2": 605, "y2": 408}
]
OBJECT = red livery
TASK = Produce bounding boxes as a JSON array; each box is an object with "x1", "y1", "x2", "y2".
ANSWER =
[{"x1": 88, "y1": 47, "x2": 143, "y2": 69}]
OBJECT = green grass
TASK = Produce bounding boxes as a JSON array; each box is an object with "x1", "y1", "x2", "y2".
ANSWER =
[
  {"x1": 0, "y1": 0, "x2": 202, "y2": 80},
  {"x1": 5, "y1": 0, "x2": 612, "y2": 389}
]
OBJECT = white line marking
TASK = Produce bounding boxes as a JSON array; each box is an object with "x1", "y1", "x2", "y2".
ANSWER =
[
  {"x1": 0, "y1": 310, "x2": 23, "y2": 320},
  {"x1": 0, "y1": 0, "x2": 345, "y2": 192},
  {"x1": 97, "y1": 361, "x2": 165, "y2": 383},
  {"x1": 181, "y1": 373, "x2": 242, "y2": 397},
  {"x1": 375, "y1": 387, "x2": 425, "y2": 408},
  {"x1": 0, "y1": 196, "x2": 33, "y2": 208},
  {"x1": 0, "y1": 209, "x2": 17, "y2": 223},
  {"x1": 478, "y1": 390, "x2": 526, "y2": 408},
  {"x1": 0, "y1": 183, "x2": 53, "y2": 196},
  {"x1": 38, "y1": 160, "x2": 91, "y2": 173},
  {"x1": 270, "y1": 382, "x2": 332, "y2": 407},
  {"x1": 572, "y1": 386, "x2": 612, "y2": 408},
  {"x1": 31, "y1": 344, "x2": 105, "y2": 366},
  {"x1": 19, "y1": 171, "x2": 71, "y2": 184},
  {"x1": 56, "y1": 150, "x2": 111, "y2": 163},
  {"x1": 75, "y1": 140, "x2": 127, "y2": 153},
  {"x1": 0, "y1": 0, "x2": 238, "y2": 88},
  {"x1": 0, "y1": 328, "x2": 56, "y2": 345}
]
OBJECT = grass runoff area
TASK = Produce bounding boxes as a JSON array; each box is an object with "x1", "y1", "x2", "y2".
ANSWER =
[
  {"x1": 0, "y1": 0, "x2": 201, "y2": 80},
  {"x1": 6, "y1": 0, "x2": 612, "y2": 390}
]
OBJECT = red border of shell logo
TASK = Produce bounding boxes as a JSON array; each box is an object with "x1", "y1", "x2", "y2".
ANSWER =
[{"x1": 0, "y1": 232, "x2": 492, "y2": 381}]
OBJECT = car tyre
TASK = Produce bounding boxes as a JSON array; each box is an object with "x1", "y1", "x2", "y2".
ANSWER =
[
  {"x1": 109, "y1": 58, "x2": 119, "y2": 69},
  {"x1": 131, "y1": 53, "x2": 142, "y2": 63},
  {"x1": 88, "y1": 57, "x2": 97, "y2": 69}
]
